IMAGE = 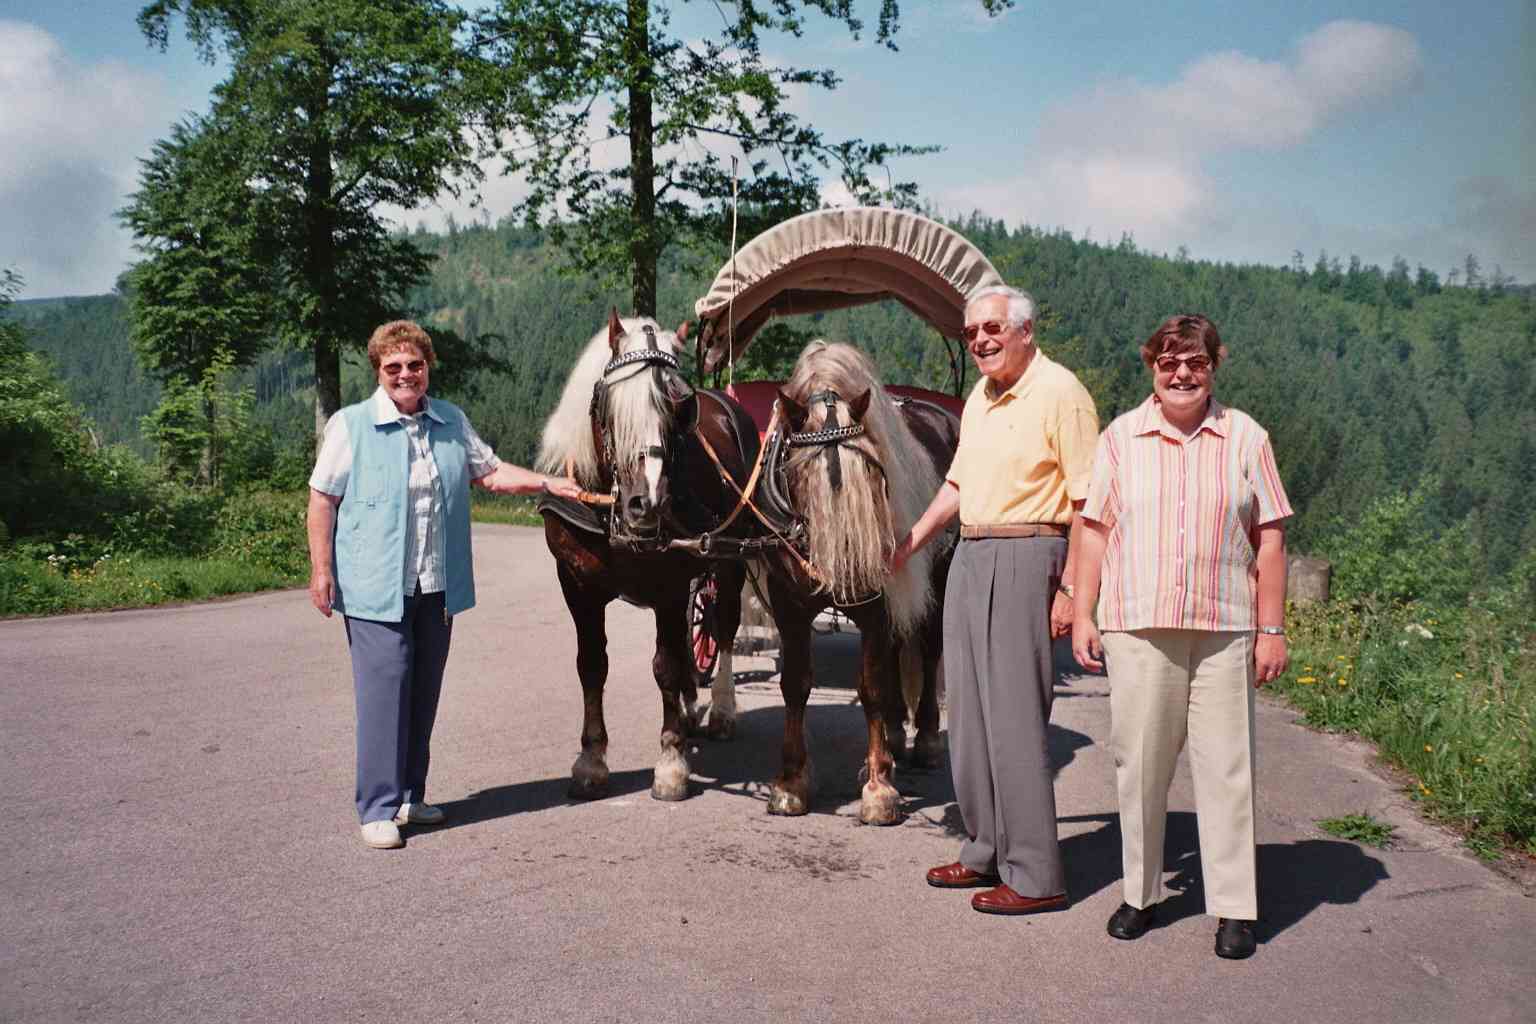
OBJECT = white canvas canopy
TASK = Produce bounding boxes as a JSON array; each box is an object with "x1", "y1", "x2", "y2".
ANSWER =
[{"x1": 694, "y1": 207, "x2": 1005, "y2": 373}]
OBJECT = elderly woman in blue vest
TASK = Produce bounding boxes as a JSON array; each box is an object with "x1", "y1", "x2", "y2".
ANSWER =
[{"x1": 307, "y1": 320, "x2": 583, "y2": 850}]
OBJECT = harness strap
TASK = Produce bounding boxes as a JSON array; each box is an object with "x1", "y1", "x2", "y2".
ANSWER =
[
  {"x1": 564, "y1": 456, "x2": 616, "y2": 506},
  {"x1": 692, "y1": 401, "x2": 825, "y2": 585},
  {"x1": 787, "y1": 424, "x2": 866, "y2": 446}
]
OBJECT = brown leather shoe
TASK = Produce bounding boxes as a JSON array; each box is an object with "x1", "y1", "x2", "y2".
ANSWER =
[
  {"x1": 971, "y1": 884, "x2": 1069, "y2": 915},
  {"x1": 925, "y1": 861, "x2": 1001, "y2": 888}
]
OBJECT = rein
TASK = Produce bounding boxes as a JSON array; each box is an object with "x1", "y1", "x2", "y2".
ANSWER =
[{"x1": 567, "y1": 329, "x2": 874, "y2": 601}]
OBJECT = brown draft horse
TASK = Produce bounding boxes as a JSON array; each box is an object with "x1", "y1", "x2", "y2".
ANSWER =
[
  {"x1": 535, "y1": 313, "x2": 761, "y2": 801},
  {"x1": 761, "y1": 341, "x2": 960, "y2": 825}
]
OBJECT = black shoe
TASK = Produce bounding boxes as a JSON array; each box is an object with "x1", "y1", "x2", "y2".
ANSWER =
[
  {"x1": 1106, "y1": 902, "x2": 1156, "y2": 940},
  {"x1": 1215, "y1": 918, "x2": 1257, "y2": 959}
]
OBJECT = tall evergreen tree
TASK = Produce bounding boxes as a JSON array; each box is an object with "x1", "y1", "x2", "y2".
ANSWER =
[
  {"x1": 120, "y1": 117, "x2": 272, "y2": 383},
  {"x1": 136, "y1": 0, "x2": 513, "y2": 436}
]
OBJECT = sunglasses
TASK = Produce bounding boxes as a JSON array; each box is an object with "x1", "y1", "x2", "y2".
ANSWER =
[
  {"x1": 1154, "y1": 354, "x2": 1212, "y2": 374},
  {"x1": 381, "y1": 359, "x2": 426, "y2": 376},
  {"x1": 962, "y1": 321, "x2": 1010, "y2": 343}
]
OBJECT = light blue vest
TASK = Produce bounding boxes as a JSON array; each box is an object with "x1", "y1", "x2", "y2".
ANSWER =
[{"x1": 331, "y1": 396, "x2": 476, "y2": 623}]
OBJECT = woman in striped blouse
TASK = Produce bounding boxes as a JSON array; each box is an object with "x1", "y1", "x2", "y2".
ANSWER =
[{"x1": 1071, "y1": 314, "x2": 1292, "y2": 960}]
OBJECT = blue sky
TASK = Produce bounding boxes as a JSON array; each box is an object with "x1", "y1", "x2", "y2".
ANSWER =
[{"x1": 3, "y1": 0, "x2": 1531, "y2": 299}]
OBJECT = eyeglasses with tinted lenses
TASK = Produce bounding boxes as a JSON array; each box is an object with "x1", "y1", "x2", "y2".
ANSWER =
[
  {"x1": 1155, "y1": 355, "x2": 1211, "y2": 375},
  {"x1": 962, "y1": 321, "x2": 1008, "y2": 342},
  {"x1": 381, "y1": 359, "x2": 426, "y2": 376}
]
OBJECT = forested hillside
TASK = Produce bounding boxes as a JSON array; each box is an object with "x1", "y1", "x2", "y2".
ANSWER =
[{"x1": 13, "y1": 217, "x2": 1535, "y2": 573}]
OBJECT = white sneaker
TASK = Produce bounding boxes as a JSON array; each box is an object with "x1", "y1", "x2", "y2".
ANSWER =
[
  {"x1": 360, "y1": 820, "x2": 404, "y2": 849},
  {"x1": 393, "y1": 802, "x2": 445, "y2": 826}
]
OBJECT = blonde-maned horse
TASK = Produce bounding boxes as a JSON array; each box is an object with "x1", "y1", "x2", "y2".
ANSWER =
[
  {"x1": 536, "y1": 312, "x2": 762, "y2": 801},
  {"x1": 764, "y1": 340, "x2": 960, "y2": 825}
]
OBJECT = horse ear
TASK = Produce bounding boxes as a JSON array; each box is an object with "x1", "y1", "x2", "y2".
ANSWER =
[
  {"x1": 849, "y1": 388, "x2": 873, "y2": 422},
  {"x1": 672, "y1": 391, "x2": 699, "y2": 433},
  {"x1": 663, "y1": 372, "x2": 694, "y2": 406},
  {"x1": 777, "y1": 389, "x2": 806, "y2": 429},
  {"x1": 607, "y1": 308, "x2": 624, "y2": 355}
]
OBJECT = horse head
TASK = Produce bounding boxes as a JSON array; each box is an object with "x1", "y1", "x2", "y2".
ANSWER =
[
  {"x1": 777, "y1": 342, "x2": 905, "y2": 605},
  {"x1": 593, "y1": 309, "x2": 697, "y2": 535}
]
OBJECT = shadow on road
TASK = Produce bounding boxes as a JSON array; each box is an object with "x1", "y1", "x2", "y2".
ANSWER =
[
  {"x1": 1062, "y1": 812, "x2": 1391, "y2": 944},
  {"x1": 437, "y1": 770, "x2": 656, "y2": 829},
  {"x1": 1158, "y1": 833, "x2": 1391, "y2": 943},
  {"x1": 689, "y1": 698, "x2": 1094, "y2": 825},
  {"x1": 442, "y1": 629, "x2": 1094, "y2": 829}
]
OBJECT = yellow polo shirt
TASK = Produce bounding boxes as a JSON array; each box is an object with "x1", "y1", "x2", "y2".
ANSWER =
[{"x1": 945, "y1": 351, "x2": 1100, "y2": 526}]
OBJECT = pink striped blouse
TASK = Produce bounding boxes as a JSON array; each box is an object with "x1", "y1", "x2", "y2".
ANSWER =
[{"x1": 1082, "y1": 396, "x2": 1292, "y2": 632}]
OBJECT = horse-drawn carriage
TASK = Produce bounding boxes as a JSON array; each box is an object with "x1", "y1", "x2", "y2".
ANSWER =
[{"x1": 536, "y1": 207, "x2": 1002, "y2": 823}]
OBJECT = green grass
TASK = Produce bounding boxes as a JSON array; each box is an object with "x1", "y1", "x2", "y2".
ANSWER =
[
  {"x1": 1317, "y1": 812, "x2": 1396, "y2": 849},
  {"x1": 469, "y1": 493, "x2": 544, "y2": 526},
  {"x1": 1273, "y1": 590, "x2": 1536, "y2": 861},
  {"x1": 1, "y1": 489, "x2": 548, "y2": 618},
  {"x1": 0, "y1": 550, "x2": 304, "y2": 615}
]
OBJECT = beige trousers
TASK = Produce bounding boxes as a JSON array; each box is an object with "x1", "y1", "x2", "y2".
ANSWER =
[{"x1": 1101, "y1": 629, "x2": 1257, "y2": 919}]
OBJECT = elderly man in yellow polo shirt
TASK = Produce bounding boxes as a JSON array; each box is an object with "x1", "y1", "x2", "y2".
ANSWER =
[{"x1": 892, "y1": 284, "x2": 1099, "y2": 915}]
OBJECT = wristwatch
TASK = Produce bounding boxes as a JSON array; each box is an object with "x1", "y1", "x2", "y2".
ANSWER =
[
  {"x1": 1258, "y1": 626, "x2": 1285, "y2": 636},
  {"x1": 1057, "y1": 582, "x2": 1074, "y2": 598}
]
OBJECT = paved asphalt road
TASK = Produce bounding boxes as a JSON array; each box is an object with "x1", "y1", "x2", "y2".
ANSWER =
[{"x1": 3, "y1": 525, "x2": 1532, "y2": 1024}]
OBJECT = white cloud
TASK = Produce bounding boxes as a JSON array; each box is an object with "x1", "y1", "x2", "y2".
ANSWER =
[
  {"x1": 935, "y1": 20, "x2": 1425, "y2": 260},
  {"x1": 0, "y1": 21, "x2": 174, "y2": 298}
]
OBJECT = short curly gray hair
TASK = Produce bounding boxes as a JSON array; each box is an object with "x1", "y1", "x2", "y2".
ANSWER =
[{"x1": 965, "y1": 285, "x2": 1035, "y2": 327}]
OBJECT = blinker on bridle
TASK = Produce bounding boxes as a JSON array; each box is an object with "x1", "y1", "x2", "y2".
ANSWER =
[
  {"x1": 589, "y1": 324, "x2": 696, "y2": 525},
  {"x1": 786, "y1": 388, "x2": 876, "y2": 494}
]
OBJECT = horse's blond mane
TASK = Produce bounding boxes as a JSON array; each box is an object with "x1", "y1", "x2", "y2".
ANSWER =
[
  {"x1": 537, "y1": 317, "x2": 684, "y2": 489},
  {"x1": 782, "y1": 340, "x2": 943, "y2": 635}
]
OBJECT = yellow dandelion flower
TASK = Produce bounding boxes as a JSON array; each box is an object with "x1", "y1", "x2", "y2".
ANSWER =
[
  {"x1": 1336, "y1": 655, "x2": 1348, "y2": 661},
  {"x1": 1297, "y1": 676, "x2": 1317, "y2": 684},
  {"x1": 1338, "y1": 680, "x2": 1349, "y2": 687},
  {"x1": 1454, "y1": 672, "x2": 1464, "y2": 679},
  {"x1": 1424, "y1": 745, "x2": 1434, "y2": 753}
]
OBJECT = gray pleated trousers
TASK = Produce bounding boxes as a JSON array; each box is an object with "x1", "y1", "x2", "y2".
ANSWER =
[
  {"x1": 344, "y1": 588, "x2": 453, "y2": 824},
  {"x1": 944, "y1": 536, "x2": 1067, "y2": 898}
]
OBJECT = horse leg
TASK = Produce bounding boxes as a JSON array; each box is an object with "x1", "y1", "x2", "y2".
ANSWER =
[
  {"x1": 705, "y1": 562, "x2": 744, "y2": 740},
  {"x1": 650, "y1": 591, "x2": 694, "y2": 802},
  {"x1": 767, "y1": 583, "x2": 815, "y2": 816},
  {"x1": 854, "y1": 603, "x2": 902, "y2": 825},
  {"x1": 559, "y1": 564, "x2": 612, "y2": 800},
  {"x1": 910, "y1": 554, "x2": 950, "y2": 770},
  {"x1": 883, "y1": 637, "x2": 913, "y2": 763}
]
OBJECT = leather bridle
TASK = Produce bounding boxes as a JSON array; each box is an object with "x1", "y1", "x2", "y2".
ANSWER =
[
  {"x1": 784, "y1": 388, "x2": 886, "y2": 494},
  {"x1": 589, "y1": 325, "x2": 695, "y2": 542}
]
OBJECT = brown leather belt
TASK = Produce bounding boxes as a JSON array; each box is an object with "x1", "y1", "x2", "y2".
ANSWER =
[{"x1": 960, "y1": 523, "x2": 1068, "y2": 540}]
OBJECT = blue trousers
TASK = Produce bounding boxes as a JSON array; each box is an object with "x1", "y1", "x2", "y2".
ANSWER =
[{"x1": 344, "y1": 588, "x2": 453, "y2": 824}]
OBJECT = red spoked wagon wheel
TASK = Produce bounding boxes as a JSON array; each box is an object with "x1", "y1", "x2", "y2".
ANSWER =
[{"x1": 688, "y1": 573, "x2": 720, "y2": 688}]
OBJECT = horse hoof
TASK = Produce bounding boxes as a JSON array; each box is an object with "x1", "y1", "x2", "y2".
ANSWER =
[
  {"x1": 651, "y1": 746, "x2": 691, "y2": 801},
  {"x1": 650, "y1": 778, "x2": 691, "y2": 801},
  {"x1": 767, "y1": 788, "x2": 809, "y2": 816},
  {"x1": 568, "y1": 777, "x2": 609, "y2": 800},
  {"x1": 569, "y1": 752, "x2": 610, "y2": 800},
  {"x1": 909, "y1": 733, "x2": 945, "y2": 772},
  {"x1": 859, "y1": 783, "x2": 902, "y2": 826}
]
